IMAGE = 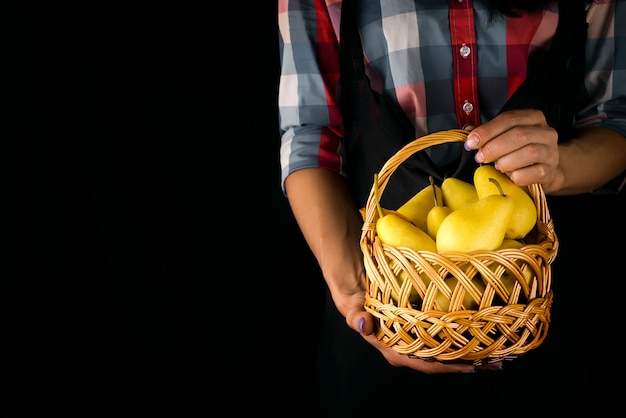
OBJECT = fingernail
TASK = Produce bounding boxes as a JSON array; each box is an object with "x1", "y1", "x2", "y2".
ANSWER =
[
  {"x1": 464, "y1": 133, "x2": 479, "y2": 150},
  {"x1": 358, "y1": 317, "x2": 365, "y2": 333},
  {"x1": 474, "y1": 150, "x2": 484, "y2": 163},
  {"x1": 462, "y1": 124, "x2": 471, "y2": 130},
  {"x1": 462, "y1": 368, "x2": 477, "y2": 374}
]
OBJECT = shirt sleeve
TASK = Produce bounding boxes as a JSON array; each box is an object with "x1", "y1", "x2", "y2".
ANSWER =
[
  {"x1": 577, "y1": 1, "x2": 626, "y2": 193},
  {"x1": 278, "y1": 0, "x2": 344, "y2": 195}
]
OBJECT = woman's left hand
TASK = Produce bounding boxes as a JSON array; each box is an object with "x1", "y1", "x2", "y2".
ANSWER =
[{"x1": 463, "y1": 109, "x2": 560, "y2": 190}]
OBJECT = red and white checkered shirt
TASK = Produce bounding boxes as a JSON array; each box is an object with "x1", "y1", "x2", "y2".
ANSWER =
[{"x1": 278, "y1": 0, "x2": 626, "y2": 193}]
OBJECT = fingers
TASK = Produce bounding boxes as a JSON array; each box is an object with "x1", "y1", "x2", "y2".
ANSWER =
[
  {"x1": 463, "y1": 109, "x2": 559, "y2": 187},
  {"x1": 467, "y1": 109, "x2": 549, "y2": 150},
  {"x1": 355, "y1": 311, "x2": 505, "y2": 374},
  {"x1": 360, "y1": 332, "x2": 477, "y2": 373},
  {"x1": 404, "y1": 358, "x2": 477, "y2": 374},
  {"x1": 478, "y1": 361, "x2": 505, "y2": 371},
  {"x1": 378, "y1": 337, "x2": 506, "y2": 373},
  {"x1": 344, "y1": 282, "x2": 506, "y2": 374},
  {"x1": 474, "y1": 125, "x2": 557, "y2": 167},
  {"x1": 505, "y1": 162, "x2": 553, "y2": 187}
]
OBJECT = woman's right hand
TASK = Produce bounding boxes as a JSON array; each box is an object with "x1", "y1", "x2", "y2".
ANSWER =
[
  {"x1": 286, "y1": 168, "x2": 503, "y2": 374},
  {"x1": 339, "y1": 289, "x2": 504, "y2": 373}
]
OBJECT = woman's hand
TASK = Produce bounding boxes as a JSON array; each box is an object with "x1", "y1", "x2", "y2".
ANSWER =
[
  {"x1": 287, "y1": 168, "x2": 504, "y2": 374},
  {"x1": 463, "y1": 109, "x2": 561, "y2": 192},
  {"x1": 339, "y1": 290, "x2": 504, "y2": 373}
]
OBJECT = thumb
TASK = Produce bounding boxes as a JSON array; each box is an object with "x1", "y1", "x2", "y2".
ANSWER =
[{"x1": 346, "y1": 302, "x2": 376, "y2": 335}]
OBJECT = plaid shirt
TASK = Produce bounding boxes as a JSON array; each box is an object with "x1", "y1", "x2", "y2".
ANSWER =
[{"x1": 278, "y1": 0, "x2": 626, "y2": 192}]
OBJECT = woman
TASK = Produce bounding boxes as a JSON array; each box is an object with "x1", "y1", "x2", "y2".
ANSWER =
[{"x1": 277, "y1": 1, "x2": 626, "y2": 416}]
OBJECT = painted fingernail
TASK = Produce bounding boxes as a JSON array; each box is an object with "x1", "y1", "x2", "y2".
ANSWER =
[
  {"x1": 464, "y1": 133, "x2": 479, "y2": 150},
  {"x1": 462, "y1": 368, "x2": 477, "y2": 374},
  {"x1": 358, "y1": 317, "x2": 365, "y2": 333}
]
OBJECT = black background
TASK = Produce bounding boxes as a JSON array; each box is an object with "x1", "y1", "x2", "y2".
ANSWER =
[
  {"x1": 7, "y1": 1, "x2": 626, "y2": 416},
  {"x1": 8, "y1": 1, "x2": 325, "y2": 415}
]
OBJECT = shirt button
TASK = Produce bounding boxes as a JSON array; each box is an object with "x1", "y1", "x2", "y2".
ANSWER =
[
  {"x1": 460, "y1": 44, "x2": 471, "y2": 58},
  {"x1": 462, "y1": 101, "x2": 474, "y2": 114}
]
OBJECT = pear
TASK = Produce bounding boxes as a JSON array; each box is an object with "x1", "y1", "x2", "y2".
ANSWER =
[
  {"x1": 500, "y1": 238, "x2": 525, "y2": 248},
  {"x1": 360, "y1": 207, "x2": 413, "y2": 223},
  {"x1": 436, "y1": 179, "x2": 514, "y2": 253},
  {"x1": 387, "y1": 261, "x2": 428, "y2": 305},
  {"x1": 391, "y1": 270, "x2": 421, "y2": 304},
  {"x1": 433, "y1": 276, "x2": 486, "y2": 311},
  {"x1": 426, "y1": 179, "x2": 452, "y2": 240},
  {"x1": 491, "y1": 239, "x2": 534, "y2": 300},
  {"x1": 396, "y1": 180, "x2": 442, "y2": 232},
  {"x1": 473, "y1": 164, "x2": 538, "y2": 239},
  {"x1": 376, "y1": 213, "x2": 438, "y2": 253},
  {"x1": 476, "y1": 238, "x2": 534, "y2": 304},
  {"x1": 441, "y1": 177, "x2": 478, "y2": 211}
]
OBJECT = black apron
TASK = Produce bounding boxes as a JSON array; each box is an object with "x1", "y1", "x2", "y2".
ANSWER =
[{"x1": 312, "y1": 2, "x2": 601, "y2": 417}]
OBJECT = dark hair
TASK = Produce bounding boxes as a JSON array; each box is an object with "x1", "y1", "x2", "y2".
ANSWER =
[{"x1": 490, "y1": 0, "x2": 557, "y2": 15}]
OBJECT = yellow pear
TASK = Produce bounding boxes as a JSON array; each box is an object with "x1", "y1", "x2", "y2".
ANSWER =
[
  {"x1": 426, "y1": 182, "x2": 452, "y2": 240},
  {"x1": 360, "y1": 207, "x2": 413, "y2": 223},
  {"x1": 500, "y1": 238, "x2": 525, "y2": 249},
  {"x1": 476, "y1": 238, "x2": 534, "y2": 304},
  {"x1": 433, "y1": 276, "x2": 486, "y2": 311},
  {"x1": 387, "y1": 261, "x2": 429, "y2": 305},
  {"x1": 396, "y1": 180, "x2": 442, "y2": 232},
  {"x1": 473, "y1": 164, "x2": 538, "y2": 239},
  {"x1": 441, "y1": 177, "x2": 478, "y2": 211},
  {"x1": 436, "y1": 179, "x2": 514, "y2": 253},
  {"x1": 391, "y1": 270, "x2": 420, "y2": 304},
  {"x1": 494, "y1": 239, "x2": 533, "y2": 298},
  {"x1": 376, "y1": 213, "x2": 438, "y2": 253}
]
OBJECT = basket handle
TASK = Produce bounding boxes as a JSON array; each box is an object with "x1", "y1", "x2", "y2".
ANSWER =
[
  {"x1": 362, "y1": 129, "x2": 469, "y2": 224},
  {"x1": 362, "y1": 130, "x2": 554, "y2": 241}
]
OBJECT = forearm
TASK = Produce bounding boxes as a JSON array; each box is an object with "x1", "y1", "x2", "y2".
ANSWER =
[
  {"x1": 284, "y1": 168, "x2": 367, "y2": 314},
  {"x1": 548, "y1": 127, "x2": 626, "y2": 195}
]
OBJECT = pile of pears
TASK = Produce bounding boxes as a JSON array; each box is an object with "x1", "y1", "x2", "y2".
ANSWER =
[
  {"x1": 374, "y1": 164, "x2": 537, "y2": 254},
  {"x1": 368, "y1": 164, "x2": 539, "y2": 310}
]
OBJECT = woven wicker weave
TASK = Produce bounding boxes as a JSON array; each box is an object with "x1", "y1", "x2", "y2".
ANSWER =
[{"x1": 360, "y1": 129, "x2": 559, "y2": 365}]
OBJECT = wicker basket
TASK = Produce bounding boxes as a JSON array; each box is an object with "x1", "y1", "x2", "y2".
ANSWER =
[{"x1": 360, "y1": 129, "x2": 559, "y2": 365}]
